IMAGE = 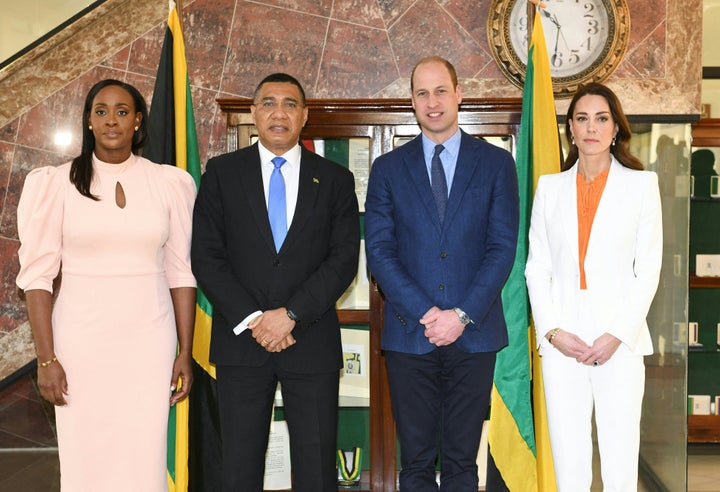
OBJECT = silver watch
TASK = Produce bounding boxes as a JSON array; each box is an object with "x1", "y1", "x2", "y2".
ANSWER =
[{"x1": 453, "y1": 307, "x2": 472, "y2": 325}]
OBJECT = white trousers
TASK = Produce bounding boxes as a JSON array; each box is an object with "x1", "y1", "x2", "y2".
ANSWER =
[{"x1": 541, "y1": 290, "x2": 646, "y2": 492}]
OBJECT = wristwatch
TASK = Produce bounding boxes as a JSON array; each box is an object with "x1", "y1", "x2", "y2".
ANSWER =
[
  {"x1": 286, "y1": 308, "x2": 299, "y2": 322},
  {"x1": 453, "y1": 307, "x2": 472, "y2": 325}
]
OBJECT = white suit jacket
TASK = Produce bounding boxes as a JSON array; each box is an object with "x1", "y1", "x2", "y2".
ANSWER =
[{"x1": 525, "y1": 158, "x2": 663, "y2": 356}]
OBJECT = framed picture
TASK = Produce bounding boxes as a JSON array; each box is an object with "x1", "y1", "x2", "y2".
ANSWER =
[{"x1": 339, "y1": 328, "x2": 370, "y2": 402}]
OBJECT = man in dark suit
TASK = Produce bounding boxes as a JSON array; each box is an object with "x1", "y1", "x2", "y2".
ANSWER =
[
  {"x1": 365, "y1": 56, "x2": 519, "y2": 491},
  {"x1": 191, "y1": 73, "x2": 360, "y2": 492}
]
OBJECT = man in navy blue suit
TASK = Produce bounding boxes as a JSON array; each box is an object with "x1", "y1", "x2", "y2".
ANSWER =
[{"x1": 365, "y1": 56, "x2": 519, "y2": 491}]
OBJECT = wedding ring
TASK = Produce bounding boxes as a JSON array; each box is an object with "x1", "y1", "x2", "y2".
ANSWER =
[{"x1": 593, "y1": 360, "x2": 599, "y2": 367}]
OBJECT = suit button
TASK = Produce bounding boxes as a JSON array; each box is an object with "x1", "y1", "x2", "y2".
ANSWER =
[
  {"x1": 273, "y1": 260, "x2": 280, "y2": 267},
  {"x1": 439, "y1": 283, "x2": 445, "y2": 290},
  {"x1": 440, "y1": 252, "x2": 448, "y2": 259}
]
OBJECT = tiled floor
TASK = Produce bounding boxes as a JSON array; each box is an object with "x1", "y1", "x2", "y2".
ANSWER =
[{"x1": 0, "y1": 372, "x2": 718, "y2": 491}]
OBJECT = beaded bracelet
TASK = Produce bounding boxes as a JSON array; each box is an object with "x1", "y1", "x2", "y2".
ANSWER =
[
  {"x1": 547, "y1": 328, "x2": 561, "y2": 345},
  {"x1": 38, "y1": 356, "x2": 58, "y2": 368}
]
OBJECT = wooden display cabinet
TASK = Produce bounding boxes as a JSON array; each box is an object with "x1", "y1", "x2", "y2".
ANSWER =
[
  {"x1": 218, "y1": 97, "x2": 522, "y2": 491},
  {"x1": 688, "y1": 118, "x2": 720, "y2": 443}
]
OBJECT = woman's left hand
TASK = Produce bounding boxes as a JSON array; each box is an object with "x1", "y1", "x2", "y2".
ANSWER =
[
  {"x1": 169, "y1": 352, "x2": 194, "y2": 405},
  {"x1": 577, "y1": 333, "x2": 622, "y2": 367}
]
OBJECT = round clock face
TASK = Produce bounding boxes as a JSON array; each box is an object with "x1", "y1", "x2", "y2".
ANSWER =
[{"x1": 488, "y1": 0, "x2": 630, "y2": 97}]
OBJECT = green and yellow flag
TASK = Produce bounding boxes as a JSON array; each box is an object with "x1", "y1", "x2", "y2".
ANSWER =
[
  {"x1": 144, "y1": 1, "x2": 209, "y2": 490},
  {"x1": 489, "y1": 7, "x2": 560, "y2": 491}
]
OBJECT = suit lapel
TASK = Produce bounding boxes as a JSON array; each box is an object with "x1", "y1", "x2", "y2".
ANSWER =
[
  {"x1": 444, "y1": 133, "x2": 474, "y2": 229},
  {"x1": 282, "y1": 148, "x2": 319, "y2": 253},
  {"x1": 241, "y1": 145, "x2": 277, "y2": 252},
  {"x1": 403, "y1": 137, "x2": 442, "y2": 234},
  {"x1": 560, "y1": 164, "x2": 580, "y2": 265},
  {"x1": 586, "y1": 159, "x2": 623, "y2": 262}
]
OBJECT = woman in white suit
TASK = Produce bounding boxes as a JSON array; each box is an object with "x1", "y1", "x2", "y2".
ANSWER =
[{"x1": 525, "y1": 83, "x2": 662, "y2": 491}]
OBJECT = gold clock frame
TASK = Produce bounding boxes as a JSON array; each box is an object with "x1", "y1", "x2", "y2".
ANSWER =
[{"x1": 487, "y1": 0, "x2": 631, "y2": 98}]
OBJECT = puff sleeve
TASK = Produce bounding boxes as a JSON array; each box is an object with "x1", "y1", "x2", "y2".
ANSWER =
[
  {"x1": 161, "y1": 166, "x2": 197, "y2": 289},
  {"x1": 16, "y1": 166, "x2": 67, "y2": 293}
]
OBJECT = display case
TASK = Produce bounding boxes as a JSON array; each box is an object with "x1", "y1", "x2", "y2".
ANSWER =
[{"x1": 688, "y1": 118, "x2": 720, "y2": 443}]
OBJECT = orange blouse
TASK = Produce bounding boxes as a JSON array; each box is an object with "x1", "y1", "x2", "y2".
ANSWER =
[{"x1": 577, "y1": 168, "x2": 610, "y2": 289}]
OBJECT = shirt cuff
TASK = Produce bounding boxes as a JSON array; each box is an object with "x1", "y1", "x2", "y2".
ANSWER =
[{"x1": 233, "y1": 310, "x2": 263, "y2": 335}]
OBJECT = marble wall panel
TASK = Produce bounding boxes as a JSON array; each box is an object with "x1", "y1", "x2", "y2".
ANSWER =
[
  {"x1": 128, "y1": 23, "x2": 167, "y2": 80},
  {"x1": 256, "y1": 0, "x2": 333, "y2": 17},
  {"x1": 0, "y1": 237, "x2": 23, "y2": 336},
  {"x1": 388, "y1": 1, "x2": 491, "y2": 82},
  {"x1": 0, "y1": 141, "x2": 15, "y2": 238},
  {"x1": 183, "y1": 0, "x2": 236, "y2": 93},
  {"x1": 316, "y1": 21, "x2": 397, "y2": 98},
  {"x1": 101, "y1": 45, "x2": 131, "y2": 73},
  {"x1": 221, "y1": 2, "x2": 329, "y2": 97},
  {"x1": 0, "y1": 120, "x2": 18, "y2": 144},
  {"x1": 376, "y1": 0, "x2": 417, "y2": 28},
  {"x1": 331, "y1": 0, "x2": 386, "y2": 29}
]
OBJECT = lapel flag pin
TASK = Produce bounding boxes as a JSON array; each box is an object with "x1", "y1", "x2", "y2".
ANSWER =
[{"x1": 313, "y1": 177, "x2": 320, "y2": 184}]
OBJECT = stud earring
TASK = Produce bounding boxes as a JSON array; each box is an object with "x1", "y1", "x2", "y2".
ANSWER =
[
  {"x1": 134, "y1": 126, "x2": 139, "y2": 131},
  {"x1": 88, "y1": 125, "x2": 93, "y2": 130}
]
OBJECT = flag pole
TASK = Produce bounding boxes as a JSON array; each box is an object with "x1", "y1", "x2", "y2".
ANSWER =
[
  {"x1": 526, "y1": 0, "x2": 546, "y2": 41},
  {"x1": 175, "y1": 0, "x2": 184, "y2": 31}
]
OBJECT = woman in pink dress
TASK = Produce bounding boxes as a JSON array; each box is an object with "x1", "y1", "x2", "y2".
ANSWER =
[{"x1": 16, "y1": 79, "x2": 196, "y2": 491}]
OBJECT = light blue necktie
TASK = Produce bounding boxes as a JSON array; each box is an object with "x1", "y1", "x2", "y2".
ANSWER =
[
  {"x1": 431, "y1": 144, "x2": 448, "y2": 224},
  {"x1": 268, "y1": 156, "x2": 287, "y2": 252}
]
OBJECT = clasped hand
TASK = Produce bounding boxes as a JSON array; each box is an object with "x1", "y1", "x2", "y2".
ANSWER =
[
  {"x1": 249, "y1": 307, "x2": 296, "y2": 352},
  {"x1": 421, "y1": 306, "x2": 466, "y2": 346},
  {"x1": 550, "y1": 330, "x2": 622, "y2": 366}
]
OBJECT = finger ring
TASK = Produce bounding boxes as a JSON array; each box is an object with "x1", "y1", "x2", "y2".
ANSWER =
[
  {"x1": 593, "y1": 360, "x2": 599, "y2": 366},
  {"x1": 262, "y1": 339, "x2": 269, "y2": 345}
]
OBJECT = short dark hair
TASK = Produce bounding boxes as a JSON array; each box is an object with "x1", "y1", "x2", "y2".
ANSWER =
[
  {"x1": 71, "y1": 79, "x2": 149, "y2": 200},
  {"x1": 410, "y1": 56, "x2": 459, "y2": 93},
  {"x1": 253, "y1": 73, "x2": 306, "y2": 106}
]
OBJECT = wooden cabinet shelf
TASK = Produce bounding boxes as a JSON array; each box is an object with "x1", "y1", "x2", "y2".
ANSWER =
[
  {"x1": 688, "y1": 415, "x2": 720, "y2": 443},
  {"x1": 690, "y1": 274, "x2": 720, "y2": 288}
]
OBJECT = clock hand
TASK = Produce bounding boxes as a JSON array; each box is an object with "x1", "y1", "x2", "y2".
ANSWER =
[{"x1": 541, "y1": 9, "x2": 562, "y2": 60}]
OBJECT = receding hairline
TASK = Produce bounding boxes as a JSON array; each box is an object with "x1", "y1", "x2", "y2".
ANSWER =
[{"x1": 410, "y1": 56, "x2": 459, "y2": 93}]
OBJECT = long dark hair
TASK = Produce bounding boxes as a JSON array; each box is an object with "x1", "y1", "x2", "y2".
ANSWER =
[
  {"x1": 562, "y1": 82, "x2": 643, "y2": 172},
  {"x1": 70, "y1": 79, "x2": 149, "y2": 200}
]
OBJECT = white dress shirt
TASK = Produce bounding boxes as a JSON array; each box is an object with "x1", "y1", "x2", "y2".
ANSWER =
[{"x1": 233, "y1": 141, "x2": 303, "y2": 335}]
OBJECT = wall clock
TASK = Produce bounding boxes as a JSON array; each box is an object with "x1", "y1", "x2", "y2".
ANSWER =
[{"x1": 488, "y1": 0, "x2": 631, "y2": 98}]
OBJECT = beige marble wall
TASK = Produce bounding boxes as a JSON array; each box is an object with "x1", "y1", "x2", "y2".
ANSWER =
[{"x1": 0, "y1": 0, "x2": 703, "y2": 380}]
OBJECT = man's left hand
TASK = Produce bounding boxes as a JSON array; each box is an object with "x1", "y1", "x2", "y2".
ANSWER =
[{"x1": 250, "y1": 308, "x2": 296, "y2": 352}]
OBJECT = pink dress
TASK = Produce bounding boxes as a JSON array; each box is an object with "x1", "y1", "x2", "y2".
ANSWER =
[{"x1": 16, "y1": 154, "x2": 196, "y2": 492}]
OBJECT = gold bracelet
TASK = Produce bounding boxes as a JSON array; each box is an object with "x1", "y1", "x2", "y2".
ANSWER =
[
  {"x1": 38, "y1": 356, "x2": 58, "y2": 368},
  {"x1": 547, "y1": 328, "x2": 561, "y2": 345}
]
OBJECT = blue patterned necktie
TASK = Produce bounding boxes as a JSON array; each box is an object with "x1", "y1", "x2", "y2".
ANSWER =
[
  {"x1": 268, "y1": 156, "x2": 287, "y2": 252},
  {"x1": 431, "y1": 144, "x2": 448, "y2": 224}
]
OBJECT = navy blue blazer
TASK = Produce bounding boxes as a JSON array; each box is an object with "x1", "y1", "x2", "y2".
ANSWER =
[{"x1": 365, "y1": 131, "x2": 519, "y2": 355}]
